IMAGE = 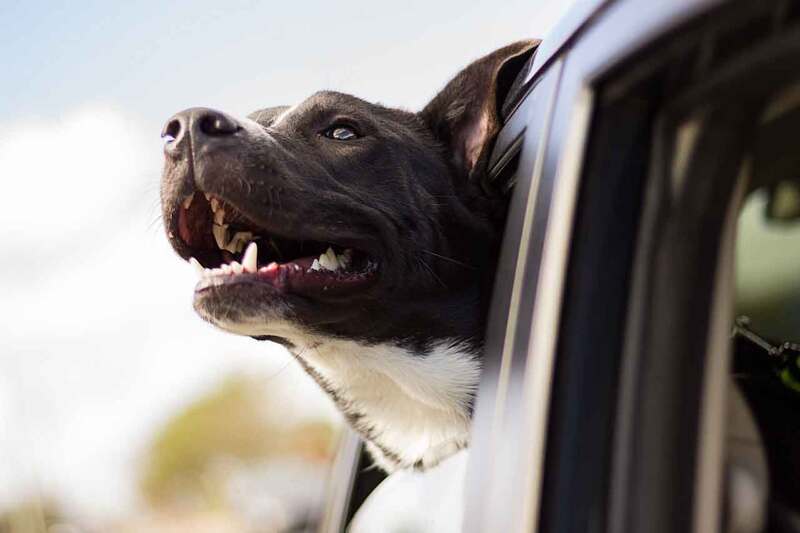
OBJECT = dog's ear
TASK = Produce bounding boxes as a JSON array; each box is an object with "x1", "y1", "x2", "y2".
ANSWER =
[{"x1": 420, "y1": 40, "x2": 540, "y2": 181}]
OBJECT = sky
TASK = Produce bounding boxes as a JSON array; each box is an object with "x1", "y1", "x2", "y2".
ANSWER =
[{"x1": 0, "y1": 0, "x2": 576, "y2": 522}]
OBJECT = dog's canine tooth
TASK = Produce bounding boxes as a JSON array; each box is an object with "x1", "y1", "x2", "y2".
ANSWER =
[
  {"x1": 230, "y1": 261, "x2": 243, "y2": 274},
  {"x1": 318, "y1": 247, "x2": 340, "y2": 271},
  {"x1": 204, "y1": 192, "x2": 212, "y2": 201},
  {"x1": 210, "y1": 197, "x2": 219, "y2": 213},
  {"x1": 213, "y1": 224, "x2": 229, "y2": 249},
  {"x1": 189, "y1": 257, "x2": 204, "y2": 276},
  {"x1": 318, "y1": 251, "x2": 337, "y2": 271},
  {"x1": 310, "y1": 258, "x2": 321, "y2": 271},
  {"x1": 242, "y1": 242, "x2": 258, "y2": 272},
  {"x1": 213, "y1": 208, "x2": 225, "y2": 225},
  {"x1": 182, "y1": 195, "x2": 194, "y2": 210},
  {"x1": 317, "y1": 254, "x2": 332, "y2": 270}
]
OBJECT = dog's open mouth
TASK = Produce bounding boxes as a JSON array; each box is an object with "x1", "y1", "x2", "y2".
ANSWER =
[{"x1": 175, "y1": 192, "x2": 378, "y2": 296}]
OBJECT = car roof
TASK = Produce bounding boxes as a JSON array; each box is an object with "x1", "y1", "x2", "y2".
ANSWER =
[{"x1": 530, "y1": 0, "x2": 610, "y2": 74}]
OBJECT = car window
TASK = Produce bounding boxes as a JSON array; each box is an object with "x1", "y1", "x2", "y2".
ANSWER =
[
  {"x1": 535, "y1": 2, "x2": 800, "y2": 532},
  {"x1": 731, "y1": 82, "x2": 800, "y2": 531}
]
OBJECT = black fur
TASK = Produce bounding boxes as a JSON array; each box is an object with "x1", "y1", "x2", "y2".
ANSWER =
[{"x1": 161, "y1": 40, "x2": 538, "y2": 353}]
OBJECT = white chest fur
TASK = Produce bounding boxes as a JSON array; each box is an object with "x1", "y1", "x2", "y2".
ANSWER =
[
  {"x1": 214, "y1": 318, "x2": 481, "y2": 471},
  {"x1": 297, "y1": 336, "x2": 480, "y2": 471}
]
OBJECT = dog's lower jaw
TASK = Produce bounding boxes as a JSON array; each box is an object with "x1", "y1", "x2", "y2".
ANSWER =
[{"x1": 207, "y1": 312, "x2": 481, "y2": 472}]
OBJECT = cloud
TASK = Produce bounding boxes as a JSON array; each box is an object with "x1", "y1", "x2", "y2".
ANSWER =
[
  {"x1": 0, "y1": 107, "x2": 338, "y2": 518},
  {"x1": 0, "y1": 105, "x2": 156, "y2": 247}
]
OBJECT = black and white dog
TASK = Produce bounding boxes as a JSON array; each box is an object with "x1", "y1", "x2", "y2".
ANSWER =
[{"x1": 161, "y1": 41, "x2": 538, "y2": 472}]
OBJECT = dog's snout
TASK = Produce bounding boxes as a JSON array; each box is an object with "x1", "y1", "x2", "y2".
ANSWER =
[{"x1": 162, "y1": 107, "x2": 240, "y2": 157}]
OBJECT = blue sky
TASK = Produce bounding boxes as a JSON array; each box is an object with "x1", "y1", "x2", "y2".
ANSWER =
[
  {"x1": 0, "y1": 0, "x2": 574, "y2": 520},
  {"x1": 0, "y1": 0, "x2": 569, "y2": 124}
]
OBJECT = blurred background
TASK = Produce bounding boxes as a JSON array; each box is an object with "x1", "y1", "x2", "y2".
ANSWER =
[{"x1": 0, "y1": 1, "x2": 574, "y2": 531}]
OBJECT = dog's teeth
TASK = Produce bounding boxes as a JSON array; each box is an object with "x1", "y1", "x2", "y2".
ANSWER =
[
  {"x1": 310, "y1": 259, "x2": 321, "y2": 271},
  {"x1": 318, "y1": 247, "x2": 340, "y2": 271},
  {"x1": 325, "y1": 246, "x2": 337, "y2": 262},
  {"x1": 221, "y1": 264, "x2": 231, "y2": 274},
  {"x1": 242, "y1": 242, "x2": 258, "y2": 272},
  {"x1": 213, "y1": 224, "x2": 229, "y2": 249},
  {"x1": 189, "y1": 257, "x2": 204, "y2": 276},
  {"x1": 230, "y1": 261, "x2": 243, "y2": 274},
  {"x1": 214, "y1": 208, "x2": 225, "y2": 225},
  {"x1": 204, "y1": 192, "x2": 212, "y2": 201},
  {"x1": 210, "y1": 198, "x2": 219, "y2": 212},
  {"x1": 318, "y1": 253, "x2": 336, "y2": 271},
  {"x1": 224, "y1": 231, "x2": 253, "y2": 254},
  {"x1": 182, "y1": 195, "x2": 194, "y2": 210}
]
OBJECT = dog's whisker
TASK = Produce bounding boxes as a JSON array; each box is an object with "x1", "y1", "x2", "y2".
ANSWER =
[
  {"x1": 262, "y1": 360, "x2": 293, "y2": 384},
  {"x1": 416, "y1": 257, "x2": 447, "y2": 288},
  {"x1": 146, "y1": 214, "x2": 164, "y2": 233},
  {"x1": 420, "y1": 249, "x2": 476, "y2": 269}
]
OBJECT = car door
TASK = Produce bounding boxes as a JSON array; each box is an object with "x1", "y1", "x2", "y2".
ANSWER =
[{"x1": 466, "y1": 0, "x2": 800, "y2": 532}]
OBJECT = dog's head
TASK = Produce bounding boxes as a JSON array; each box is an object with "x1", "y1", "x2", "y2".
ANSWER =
[{"x1": 161, "y1": 41, "x2": 538, "y2": 350}]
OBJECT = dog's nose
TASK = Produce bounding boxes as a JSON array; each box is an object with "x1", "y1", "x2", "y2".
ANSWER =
[{"x1": 161, "y1": 107, "x2": 240, "y2": 156}]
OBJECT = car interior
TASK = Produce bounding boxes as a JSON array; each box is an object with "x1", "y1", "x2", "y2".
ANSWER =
[
  {"x1": 647, "y1": 44, "x2": 800, "y2": 533},
  {"x1": 729, "y1": 81, "x2": 800, "y2": 533}
]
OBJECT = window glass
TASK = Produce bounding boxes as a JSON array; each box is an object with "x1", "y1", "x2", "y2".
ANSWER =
[
  {"x1": 737, "y1": 187, "x2": 800, "y2": 340},
  {"x1": 732, "y1": 83, "x2": 800, "y2": 527}
]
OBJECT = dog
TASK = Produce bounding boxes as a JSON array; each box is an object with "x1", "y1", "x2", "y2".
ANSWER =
[{"x1": 160, "y1": 40, "x2": 539, "y2": 472}]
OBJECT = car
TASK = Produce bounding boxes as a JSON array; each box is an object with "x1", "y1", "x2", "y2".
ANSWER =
[{"x1": 318, "y1": 0, "x2": 800, "y2": 531}]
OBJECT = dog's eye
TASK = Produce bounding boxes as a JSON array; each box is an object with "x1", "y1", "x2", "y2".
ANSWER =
[{"x1": 324, "y1": 125, "x2": 360, "y2": 141}]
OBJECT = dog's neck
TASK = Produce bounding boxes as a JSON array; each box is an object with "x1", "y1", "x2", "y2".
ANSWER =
[
  {"x1": 235, "y1": 319, "x2": 481, "y2": 471},
  {"x1": 293, "y1": 336, "x2": 480, "y2": 471}
]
